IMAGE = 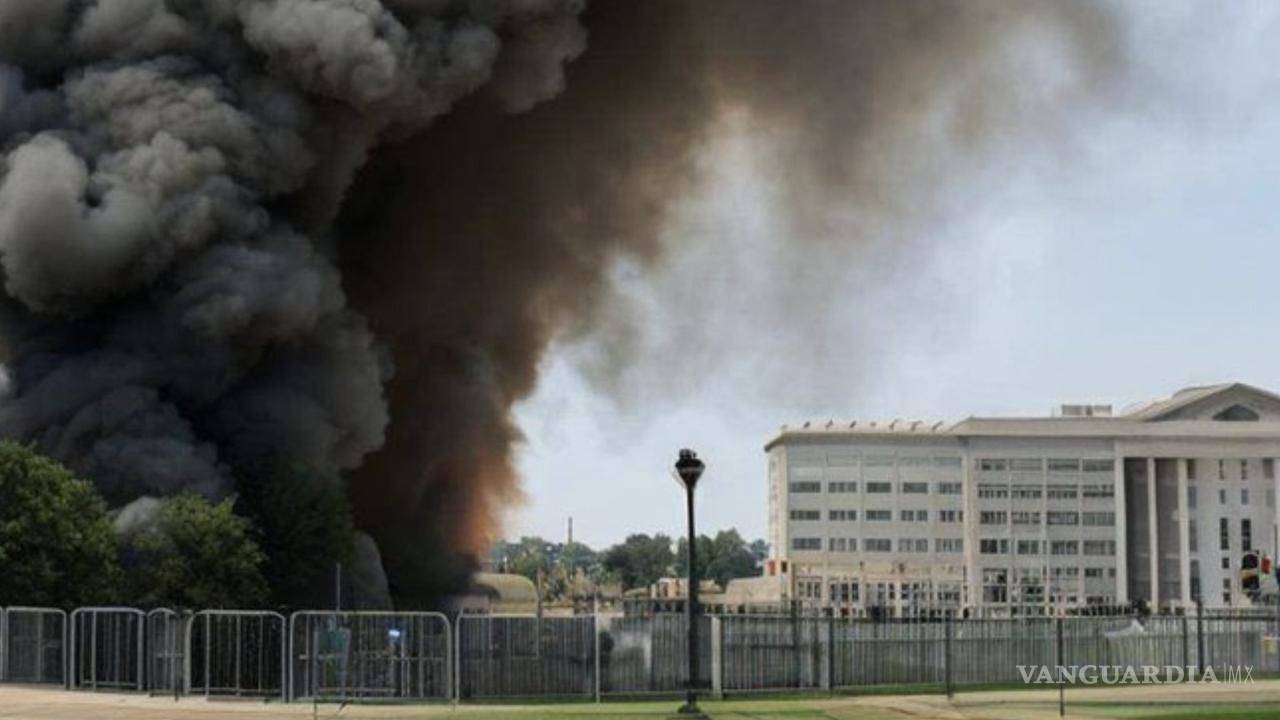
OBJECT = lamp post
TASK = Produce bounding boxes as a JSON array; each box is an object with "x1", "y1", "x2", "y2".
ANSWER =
[{"x1": 674, "y1": 448, "x2": 708, "y2": 718}]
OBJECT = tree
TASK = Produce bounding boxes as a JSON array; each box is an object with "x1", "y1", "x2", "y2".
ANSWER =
[
  {"x1": 602, "y1": 533, "x2": 674, "y2": 590},
  {"x1": 121, "y1": 493, "x2": 268, "y2": 608},
  {"x1": 0, "y1": 442, "x2": 122, "y2": 607},
  {"x1": 490, "y1": 536, "x2": 604, "y2": 600},
  {"x1": 675, "y1": 529, "x2": 762, "y2": 587},
  {"x1": 234, "y1": 461, "x2": 355, "y2": 608}
]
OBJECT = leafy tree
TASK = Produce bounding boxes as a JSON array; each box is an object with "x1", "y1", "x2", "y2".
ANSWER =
[
  {"x1": 602, "y1": 533, "x2": 674, "y2": 590},
  {"x1": 749, "y1": 539, "x2": 770, "y2": 562},
  {"x1": 675, "y1": 529, "x2": 762, "y2": 587},
  {"x1": 121, "y1": 493, "x2": 267, "y2": 608},
  {"x1": 234, "y1": 461, "x2": 355, "y2": 608},
  {"x1": 490, "y1": 536, "x2": 604, "y2": 599},
  {"x1": 0, "y1": 442, "x2": 123, "y2": 607}
]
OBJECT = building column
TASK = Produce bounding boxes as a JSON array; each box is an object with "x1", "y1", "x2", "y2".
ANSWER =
[
  {"x1": 1114, "y1": 456, "x2": 1128, "y2": 605},
  {"x1": 1177, "y1": 458, "x2": 1191, "y2": 607},
  {"x1": 1147, "y1": 457, "x2": 1159, "y2": 609}
]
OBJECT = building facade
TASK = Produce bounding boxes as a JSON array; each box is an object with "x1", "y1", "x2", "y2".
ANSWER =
[{"x1": 764, "y1": 383, "x2": 1280, "y2": 617}]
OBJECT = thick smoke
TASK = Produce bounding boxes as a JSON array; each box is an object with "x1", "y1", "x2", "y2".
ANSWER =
[
  {"x1": 0, "y1": 0, "x2": 1124, "y2": 604},
  {"x1": 339, "y1": 1, "x2": 1124, "y2": 599}
]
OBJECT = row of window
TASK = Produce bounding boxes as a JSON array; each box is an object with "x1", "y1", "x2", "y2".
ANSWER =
[
  {"x1": 789, "y1": 509, "x2": 965, "y2": 523},
  {"x1": 977, "y1": 458, "x2": 1115, "y2": 473},
  {"x1": 1188, "y1": 458, "x2": 1275, "y2": 481},
  {"x1": 1219, "y1": 517, "x2": 1254, "y2": 552},
  {"x1": 792, "y1": 455, "x2": 964, "y2": 469},
  {"x1": 979, "y1": 539, "x2": 1117, "y2": 555},
  {"x1": 977, "y1": 511, "x2": 1114, "y2": 527},
  {"x1": 976, "y1": 483, "x2": 1114, "y2": 499},
  {"x1": 1190, "y1": 486, "x2": 1277, "y2": 508},
  {"x1": 800, "y1": 537, "x2": 964, "y2": 553},
  {"x1": 790, "y1": 481, "x2": 964, "y2": 494}
]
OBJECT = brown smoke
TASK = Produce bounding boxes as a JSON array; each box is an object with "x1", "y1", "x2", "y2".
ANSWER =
[{"x1": 339, "y1": 0, "x2": 1125, "y2": 601}]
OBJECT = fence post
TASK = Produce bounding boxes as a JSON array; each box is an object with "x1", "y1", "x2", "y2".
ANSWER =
[
  {"x1": 825, "y1": 615, "x2": 835, "y2": 693},
  {"x1": 1056, "y1": 616, "x2": 1064, "y2": 718},
  {"x1": 1, "y1": 607, "x2": 6, "y2": 683},
  {"x1": 593, "y1": 609, "x2": 601, "y2": 703},
  {"x1": 944, "y1": 614, "x2": 953, "y2": 699},
  {"x1": 1195, "y1": 598, "x2": 1205, "y2": 677},
  {"x1": 709, "y1": 616, "x2": 723, "y2": 700},
  {"x1": 1180, "y1": 612, "x2": 1189, "y2": 681}
]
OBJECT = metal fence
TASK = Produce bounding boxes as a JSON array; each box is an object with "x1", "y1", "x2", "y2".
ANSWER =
[
  {"x1": 0, "y1": 607, "x2": 67, "y2": 685},
  {"x1": 2, "y1": 606, "x2": 1276, "y2": 702},
  {"x1": 69, "y1": 607, "x2": 144, "y2": 691},
  {"x1": 189, "y1": 610, "x2": 286, "y2": 699},
  {"x1": 456, "y1": 615, "x2": 596, "y2": 699},
  {"x1": 289, "y1": 611, "x2": 450, "y2": 702},
  {"x1": 146, "y1": 609, "x2": 185, "y2": 696},
  {"x1": 598, "y1": 614, "x2": 710, "y2": 695}
]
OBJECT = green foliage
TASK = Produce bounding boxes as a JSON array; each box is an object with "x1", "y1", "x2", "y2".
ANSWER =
[
  {"x1": 0, "y1": 442, "x2": 122, "y2": 607},
  {"x1": 602, "y1": 533, "x2": 675, "y2": 590},
  {"x1": 675, "y1": 529, "x2": 761, "y2": 587},
  {"x1": 234, "y1": 461, "x2": 355, "y2": 608},
  {"x1": 121, "y1": 493, "x2": 267, "y2": 609},
  {"x1": 490, "y1": 536, "x2": 603, "y2": 599}
]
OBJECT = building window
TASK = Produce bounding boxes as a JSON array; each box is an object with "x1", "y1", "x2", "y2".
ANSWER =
[
  {"x1": 1051, "y1": 540, "x2": 1078, "y2": 556},
  {"x1": 902, "y1": 481, "x2": 929, "y2": 494},
  {"x1": 1048, "y1": 459, "x2": 1080, "y2": 473},
  {"x1": 1012, "y1": 485, "x2": 1042, "y2": 499},
  {"x1": 1219, "y1": 518, "x2": 1230, "y2": 551},
  {"x1": 1082, "y1": 484, "x2": 1114, "y2": 499},
  {"x1": 1047, "y1": 484, "x2": 1077, "y2": 500},
  {"x1": 978, "y1": 484, "x2": 1009, "y2": 499},
  {"x1": 1218, "y1": 460, "x2": 1226, "y2": 480},
  {"x1": 1242, "y1": 489, "x2": 1249, "y2": 505},
  {"x1": 937, "y1": 538, "x2": 964, "y2": 553},
  {"x1": 1082, "y1": 512, "x2": 1115, "y2": 527},
  {"x1": 865, "y1": 481, "x2": 892, "y2": 494},
  {"x1": 829, "y1": 509, "x2": 857, "y2": 521},
  {"x1": 1187, "y1": 459, "x2": 1197, "y2": 480},
  {"x1": 1242, "y1": 519, "x2": 1252, "y2": 552},
  {"x1": 1083, "y1": 540, "x2": 1116, "y2": 556},
  {"x1": 982, "y1": 569, "x2": 1008, "y2": 603},
  {"x1": 980, "y1": 511, "x2": 1008, "y2": 525},
  {"x1": 1082, "y1": 459, "x2": 1115, "y2": 473},
  {"x1": 938, "y1": 510, "x2": 963, "y2": 523},
  {"x1": 978, "y1": 458, "x2": 1008, "y2": 472},
  {"x1": 828, "y1": 537, "x2": 847, "y2": 552},
  {"x1": 1187, "y1": 486, "x2": 1196, "y2": 508},
  {"x1": 1012, "y1": 511, "x2": 1041, "y2": 526},
  {"x1": 1218, "y1": 488, "x2": 1227, "y2": 505},
  {"x1": 791, "y1": 537, "x2": 821, "y2": 551},
  {"x1": 1048, "y1": 512, "x2": 1079, "y2": 526},
  {"x1": 865, "y1": 509, "x2": 891, "y2": 521},
  {"x1": 827, "y1": 481, "x2": 857, "y2": 493},
  {"x1": 1265, "y1": 458, "x2": 1275, "y2": 480},
  {"x1": 1016, "y1": 540, "x2": 1040, "y2": 555},
  {"x1": 1189, "y1": 520, "x2": 1198, "y2": 552},
  {"x1": 980, "y1": 539, "x2": 1008, "y2": 555},
  {"x1": 898, "y1": 509, "x2": 928, "y2": 522},
  {"x1": 898, "y1": 538, "x2": 929, "y2": 553},
  {"x1": 789, "y1": 509, "x2": 820, "y2": 521},
  {"x1": 1222, "y1": 556, "x2": 1230, "y2": 570},
  {"x1": 936, "y1": 482, "x2": 962, "y2": 495},
  {"x1": 863, "y1": 538, "x2": 892, "y2": 552},
  {"x1": 789, "y1": 481, "x2": 821, "y2": 493},
  {"x1": 1241, "y1": 460, "x2": 1249, "y2": 480},
  {"x1": 1084, "y1": 568, "x2": 1103, "y2": 578}
]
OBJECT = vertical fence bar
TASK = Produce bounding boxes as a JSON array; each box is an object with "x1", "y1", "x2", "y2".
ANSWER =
[{"x1": 944, "y1": 614, "x2": 953, "y2": 699}]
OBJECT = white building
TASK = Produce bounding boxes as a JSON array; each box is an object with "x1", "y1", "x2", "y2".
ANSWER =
[{"x1": 764, "y1": 383, "x2": 1280, "y2": 617}]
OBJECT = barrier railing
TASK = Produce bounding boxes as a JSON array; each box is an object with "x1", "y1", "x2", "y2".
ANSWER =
[
  {"x1": 69, "y1": 607, "x2": 145, "y2": 691},
  {"x1": 1, "y1": 605, "x2": 1273, "y2": 701},
  {"x1": 145, "y1": 609, "x2": 185, "y2": 696},
  {"x1": 188, "y1": 610, "x2": 286, "y2": 699},
  {"x1": 455, "y1": 614, "x2": 595, "y2": 700},
  {"x1": 289, "y1": 611, "x2": 450, "y2": 702},
  {"x1": 0, "y1": 607, "x2": 67, "y2": 686}
]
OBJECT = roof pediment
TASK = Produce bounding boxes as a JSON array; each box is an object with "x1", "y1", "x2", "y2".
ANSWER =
[{"x1": 1126, "y1": 383, "x2": 1280, "y2": 422}]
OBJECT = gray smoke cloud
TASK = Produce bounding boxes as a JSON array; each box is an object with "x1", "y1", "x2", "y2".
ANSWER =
[
  {"x1": 0, "y1": 0, "x2": 586, "y2": 602},
  {"x1": 0, "y1": 0, "x2": 1126, "y2": 604}
]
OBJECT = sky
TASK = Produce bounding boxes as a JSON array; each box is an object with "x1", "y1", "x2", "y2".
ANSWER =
[{"x1": 506, "y1": 2, "x2": 1280, "y2": 550}]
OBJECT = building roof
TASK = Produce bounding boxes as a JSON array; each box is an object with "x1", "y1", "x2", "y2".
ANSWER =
[{"x1": 764, "y1": 382, "x2": 1280, "y2": 450}]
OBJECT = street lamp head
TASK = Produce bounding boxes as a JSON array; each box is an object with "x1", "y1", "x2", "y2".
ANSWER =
[{"x1": 675, "y1": 448, "x2": 705, "y2": 490}]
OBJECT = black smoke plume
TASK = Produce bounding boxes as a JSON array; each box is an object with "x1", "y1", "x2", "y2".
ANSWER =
[{"x1": 0, "y1": 0, "x2": 1122, "y2": 604}]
